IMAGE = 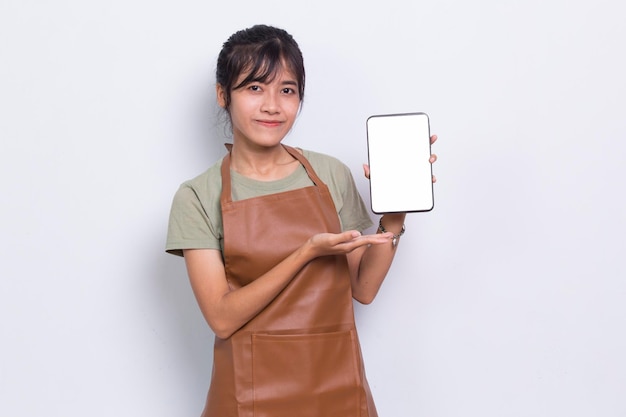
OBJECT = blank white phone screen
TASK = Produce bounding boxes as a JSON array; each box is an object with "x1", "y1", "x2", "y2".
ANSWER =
[{"x1": 366, "y1": 112, "x2": 433, "y2": 213}]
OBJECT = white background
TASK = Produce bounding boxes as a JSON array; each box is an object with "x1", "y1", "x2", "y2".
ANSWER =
[{"x1": 1, "y1": 0, "x2": 625, "y2": 416}]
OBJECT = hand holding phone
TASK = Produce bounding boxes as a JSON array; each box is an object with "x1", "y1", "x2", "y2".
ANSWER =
[{"x1": 366, "y1": 112, "x2": 434, "y2": 213}]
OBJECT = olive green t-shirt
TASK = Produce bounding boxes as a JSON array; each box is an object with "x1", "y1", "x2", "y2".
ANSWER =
[{"x1": 166, "y1": 149, "x2": 373, "y2": 257}]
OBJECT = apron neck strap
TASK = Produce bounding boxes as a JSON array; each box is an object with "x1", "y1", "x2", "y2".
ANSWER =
[
  {"x1": 281, "y1": 145, "x2": 325, "y2": 186},
  {"x1": 220, "y1": 144, "x2": 326, "y2": 205}
]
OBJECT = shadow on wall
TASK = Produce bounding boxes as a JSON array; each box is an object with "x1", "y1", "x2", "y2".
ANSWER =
[
  {"x1": 149, "y1": 251, "x2": 215, "y2": 407},
  {"x1": 143, "y1": 77, "x2": 227, "y2": 410}
]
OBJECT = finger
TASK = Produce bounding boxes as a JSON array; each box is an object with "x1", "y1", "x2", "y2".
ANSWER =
[
  {"x1": 432, "y1": 174, "x2": 437, "y2": 183},
  {"x1": 356, "y1": 232, "x2": 393, "y2": 246},
  {"x1": 430, "y1": 134, "x2": 438, "y2": 145},
  {"x1": 334, "y1": 230, "x2": 362, "y2": 244},
  {"x1": 341, "y1": 231, "x2": 391, "y2": 245},
  {"x1": 429, "y1": 154, "x2": 438, "y2": 164},
  {"x1": 362, "y1": 164, "x2": 371, "y2": 179},
  {"x1": 340, "y1": 233, "x2": 393, "y2": 251}
]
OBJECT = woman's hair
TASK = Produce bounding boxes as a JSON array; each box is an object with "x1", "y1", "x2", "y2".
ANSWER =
[{"x1": 216, "y1": 25, "x2": 305, "y2": 110}]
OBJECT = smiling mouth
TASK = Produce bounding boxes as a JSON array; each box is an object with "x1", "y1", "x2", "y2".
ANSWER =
[{"x1": 256, "y1": 120, "x2": 283, "y2": 127}]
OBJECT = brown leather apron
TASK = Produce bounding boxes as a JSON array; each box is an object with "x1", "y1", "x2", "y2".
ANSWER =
[{"x1": 201, "y1": 145, "x2": 377, "y2": 417}]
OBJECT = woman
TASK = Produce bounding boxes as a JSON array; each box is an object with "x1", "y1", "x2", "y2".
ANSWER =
[{"x1": 166, "y1": 24, "x2": 437, "y2": 417}]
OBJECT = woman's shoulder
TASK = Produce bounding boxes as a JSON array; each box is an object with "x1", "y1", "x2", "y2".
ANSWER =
[
  {"x1": 175, "y1": 158, "x2": 223, "y2": 201},
  {"x1": 298, "y1": 148, "x2": 358, "y2": 198},
  {"x1": 300, "y1": 148, "x2": 350, "y2": 175},
  {"x1": 185, "y1": 158, "x2": 222, "y2": 185}
]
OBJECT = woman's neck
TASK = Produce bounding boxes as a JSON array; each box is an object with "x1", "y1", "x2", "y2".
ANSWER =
[{"x1": 229, "y1": 143, "x2": 299, "y2": 181}]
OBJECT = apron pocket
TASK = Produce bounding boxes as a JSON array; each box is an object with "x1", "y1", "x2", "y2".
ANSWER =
[{"x1": 251, "y1": 330, "x2": 362, "y2": 417}]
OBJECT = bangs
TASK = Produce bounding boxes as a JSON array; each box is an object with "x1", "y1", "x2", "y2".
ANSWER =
[
  {"x1": 216, "y1": 25, "x2": 306, "y2": 107},
  {"x1": 231, "y1": 41, "x2": 303, "y2": 96}
]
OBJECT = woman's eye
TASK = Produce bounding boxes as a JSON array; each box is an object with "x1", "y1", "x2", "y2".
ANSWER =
[
  {"x1": 249, "y1": 85, "x2": 261, "y2": 92},
  {"x1": 282, "y1": 88, "x2": 295, "y2": 94}
]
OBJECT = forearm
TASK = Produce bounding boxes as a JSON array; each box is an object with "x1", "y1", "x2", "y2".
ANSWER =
[
  {"x1": 187, "y1": 230, "x2": 388, "y2": 338},
  {"x1": 351, "y1": 213, "x2": 406, "y2": 304},
  {"x1": 186, "y1": 245, "x2": 314, "y2": 339}
]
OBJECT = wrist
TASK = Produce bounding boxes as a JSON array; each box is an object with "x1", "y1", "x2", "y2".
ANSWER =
[
  {"x1": 378, "y1": 213, "x2": 406, "y2": 233},
  {"x1": 378, "y1": 216, "x2": 406, "y2": 248},
  {"x1": 294, "y1": 239, "x2": 316, "y2": 264}
]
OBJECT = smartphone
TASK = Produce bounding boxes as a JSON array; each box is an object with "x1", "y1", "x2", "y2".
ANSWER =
[{"x1": 366, "y1": 112, "x2": 434, "y2": 214}]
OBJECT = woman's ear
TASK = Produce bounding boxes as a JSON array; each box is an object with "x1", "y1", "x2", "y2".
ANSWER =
[{"x1": 216, "y1": 84, "x2": 227, "y2": 108}]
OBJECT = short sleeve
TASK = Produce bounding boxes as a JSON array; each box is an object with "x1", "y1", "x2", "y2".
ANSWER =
[
  {"x1": 335, "y1": 163, "x2": 374, "y2": 233},
  {"x1": 165, "y1": 184, "x2": 221, "y2": 257}
]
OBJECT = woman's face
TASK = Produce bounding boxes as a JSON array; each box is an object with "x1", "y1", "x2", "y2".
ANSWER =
[{"x1": 217, "y1": 66, "x2": 301, "y2": 150}]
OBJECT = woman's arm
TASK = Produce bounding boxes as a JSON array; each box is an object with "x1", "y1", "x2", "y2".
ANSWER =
[
  {"x1": 184, "y1": 230, "x2": 393, "y2": 339},
  {"x1": 347, "y1": 134, "x2": 438, "y2": 304},
  {"x1": 346, "y1": 213, "x2": 406, "y2": 304}
]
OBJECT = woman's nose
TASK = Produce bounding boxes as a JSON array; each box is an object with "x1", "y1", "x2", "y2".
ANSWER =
[{"x1": 260, "y1": 92, "x2": 279, "y2": 113}]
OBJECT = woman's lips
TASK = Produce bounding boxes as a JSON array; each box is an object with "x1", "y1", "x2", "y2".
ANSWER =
[{"x1": 256, "y1": 119, "x2": 283, "y2": 127}]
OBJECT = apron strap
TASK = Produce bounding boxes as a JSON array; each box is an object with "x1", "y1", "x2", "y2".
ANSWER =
[
  {"x1": 220, "y1": 150, "x2": 233, "y2": 205},
  {"x1": 220, "y1": 144, "x2": 328, "y2": 205},
  {"x1": 281, "y1": 145, "x2": 325, "y2": 187}
]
